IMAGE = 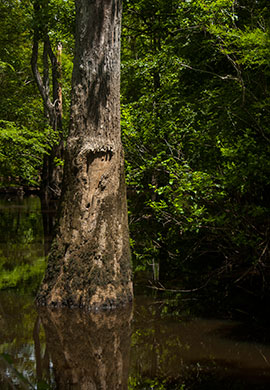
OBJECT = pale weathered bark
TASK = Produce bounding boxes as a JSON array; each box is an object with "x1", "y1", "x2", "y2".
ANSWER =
[{"x1": 36, "y1": 0, "x2": 133, "y2": 309}]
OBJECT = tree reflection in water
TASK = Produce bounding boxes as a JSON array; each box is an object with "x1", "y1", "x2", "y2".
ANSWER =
[{"x1": 36, "y1": 305, "x2": 133, "y2": 389}]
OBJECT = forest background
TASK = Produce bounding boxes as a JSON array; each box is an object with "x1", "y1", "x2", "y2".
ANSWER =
[{"x1": 1, "y1": 0, "x2": 270, "y2": 306}]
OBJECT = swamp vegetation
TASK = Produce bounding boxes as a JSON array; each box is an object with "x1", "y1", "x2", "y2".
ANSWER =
[
  {"x1": 1, "y1": 0, "x2": 270, "y2": 387},
  {"x1": 1, "y1": 0, "x2": 270, "y2": 298}
]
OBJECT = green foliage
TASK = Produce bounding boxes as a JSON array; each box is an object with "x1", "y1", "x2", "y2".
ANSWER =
[
  {"x1": 0, "y1": 0, "x2": 74, "y2": 187},
  {"x1": 0, "y1": 120, "x2": 50, "y2": 185},
  {"x1": 121, "y1": 0, "x2": 270, "y2": 290},
  {"x1": 1, "y1": 0, "x2": 270, "y2": 294}
]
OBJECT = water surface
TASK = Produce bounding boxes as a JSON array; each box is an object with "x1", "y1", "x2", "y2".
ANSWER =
[{"x1": 0, "y1": 195, "x2": 270, "y2": 389}]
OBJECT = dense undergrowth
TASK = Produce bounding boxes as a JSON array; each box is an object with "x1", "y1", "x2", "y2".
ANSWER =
[{"x1": 1, "y1": 0, "x2": 270, "y2": 298}]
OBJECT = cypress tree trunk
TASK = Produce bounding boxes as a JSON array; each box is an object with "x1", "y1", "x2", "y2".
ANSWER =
[{"x1": 36, "y1": 0, "x2": 133, "y2": 309}]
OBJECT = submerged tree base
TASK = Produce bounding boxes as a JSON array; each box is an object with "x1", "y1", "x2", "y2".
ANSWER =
[{"x1": 35, "y1": 149, "x2": 133, "y2": 310}]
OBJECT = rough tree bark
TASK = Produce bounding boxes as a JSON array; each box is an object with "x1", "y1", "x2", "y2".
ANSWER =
[{"x1": 36, "y1": 0, "x2": 133, "y2": 309}]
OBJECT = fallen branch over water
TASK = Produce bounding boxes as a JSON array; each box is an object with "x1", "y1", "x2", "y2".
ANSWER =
[{"x1": 147, "y1": 279, "x2": 211, "y2": 294}]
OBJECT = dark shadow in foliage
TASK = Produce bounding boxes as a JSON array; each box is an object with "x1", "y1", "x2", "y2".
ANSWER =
[{"x1": 183, "y1": 359, "x2": 270, "y2": 390}]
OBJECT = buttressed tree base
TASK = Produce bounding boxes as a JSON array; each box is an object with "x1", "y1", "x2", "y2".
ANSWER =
[{"x1": 36, "y1": 0, "x2": 133, "y2": 310}]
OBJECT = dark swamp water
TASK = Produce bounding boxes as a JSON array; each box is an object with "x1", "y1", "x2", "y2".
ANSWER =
[{"x1": 0, "y1": 195, "x2": 270, "y2": 389}]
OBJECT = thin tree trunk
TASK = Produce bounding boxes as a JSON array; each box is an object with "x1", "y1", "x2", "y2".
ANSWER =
[
  {"x1": 31, "y1": 0, "x2": 64, "y2": 204},
  {"x1": 36, "y1": 0, "x2": 133, "y2": 309},
  {"x1": 40, "y1": 37, "x2": 64, "y2": 204}
]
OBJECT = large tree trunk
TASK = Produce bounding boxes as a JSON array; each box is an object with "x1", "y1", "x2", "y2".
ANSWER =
[{"x1": 36, "y1": 0, "x2": 133, "y2": 309}]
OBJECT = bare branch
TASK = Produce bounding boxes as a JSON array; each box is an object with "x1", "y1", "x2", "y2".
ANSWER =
[
  {"x1": 31, "y1": 31, "x2": 54, "y2": 120},
  {"x1": 178, "y1": 60, "x2": 239, "y2": 82}
]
